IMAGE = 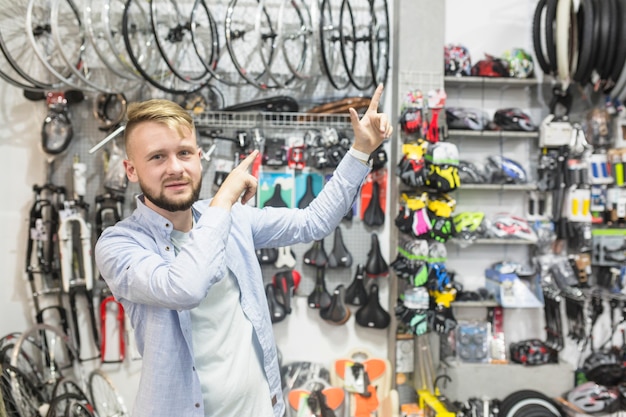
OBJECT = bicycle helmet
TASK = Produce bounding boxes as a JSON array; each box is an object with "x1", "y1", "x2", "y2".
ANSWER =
[
  {"x1": 444, "y1": 44, "x2": 472, "y2": 76},
  {"x1": 453, "y1": 212, "x2": 485, "y2": 242},
  {"x1": 582, "y1": 350, "x2": 623, "y2": 387},
  {"x1": 445, "y1": 107, "x2": 490, "y2": 131},
  {"x1": 502, "y1": 48, "x2": 535, "y2": 78},
  {"x1": 493, "y1": 108, "x2": 537, "y2": 132},
  {"x1": 458, "y1": 160, "x2": 487, "y2": 184},
  {"x1": 566, "y1": 382, "x2": 620, "y2": 414},
  {"x1": 485, "y1": 155, "x2": 528, "y2": 184},
  {"x1": 509, "y1": 339, "x2": 556, "y2": 365},
  {"x1": 471, "y1": 54, "x2": 510, "y2": 77}
]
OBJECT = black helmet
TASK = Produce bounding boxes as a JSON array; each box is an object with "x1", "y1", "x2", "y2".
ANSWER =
[{"x1": 493, "y1": 108, "x2": 537, "y2": 131}]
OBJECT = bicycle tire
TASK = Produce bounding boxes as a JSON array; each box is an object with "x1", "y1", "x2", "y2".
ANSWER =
[
  {"x1": 545, "y1": 0, "x2": 558, "y2": 75},
  {"x1": 340, "y1": 0, "x2": 374, "y2": 90},
  {"x1": 369, "y1": 0, "x2": 389, "y2": 86},
  {"x1": 277, "y1": 0, "x2": 317, "y2": 83},
  {"x1": 2, "y1": 365, "x2": 46, "y2": 417},
  {"x1": 256, "y1": 0, "x2": 297, "y2": 89},
  {"x1": 0, "y1": 0, "x2": 64, "y2": 89},
  {"x1": 83, "y1": 0, "x2": 142, "y2": 81},
  {"x1": 318, "y1": 0, "x2": 351, "y2": 89},
  {"x1": 600, "y1": 0, "x2": 619, "y2": 80},
  {"x1": 555, "y1": 0, "x2": 574, "y2": 89},
  {"x1": 51, "y1": 0, "x2": 125, "y2": 93},
  {"x1": 0, "y1": 55, "x2": 45, "y2": 92},
  {"x1": 498, "y1": 390, "x2": 562, "y2": 417},
  {"x1": 46, "y1": 392, "x2": 95, "y2": 417},
  {"x1": 225, "y1": 0, "x2": 279, "y2": 89},
  {"x1": 593, "y1": 0, "x2": 611, "y2": 79},
  {"x1": 572, "y1": 0, "x2": 594, "y2": 85},
  {"x1": 150, "y1": 0, "x2": 210, "y2": 83},
  {"x1": 532, "y1": 0, "x2": 551, "y2": 75},
  {"x1": 88, "y1": 369, "x2": 129, "y2": 417},
  {"x1": 605, "y1": 0, "x2": 626, "y2": 85},
  {"x1": 25, "y1": 0, "x2": 90, "y2": 91},
  {"x1": 122, "y1": 0, "x2": 204, "y2": 94}
]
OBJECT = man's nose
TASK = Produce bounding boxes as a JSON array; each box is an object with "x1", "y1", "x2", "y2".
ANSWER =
[{"x1": 166, "y1": 157, "x2": 184, "y2": 173}]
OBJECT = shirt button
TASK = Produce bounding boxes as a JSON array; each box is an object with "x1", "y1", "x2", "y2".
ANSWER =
[
  {"x1": 165, "y1": 223, "x2": 170, "y2": 228},
  {"x1": 165, "y1": 246, "x2": 170, "y2": 251},
  {"x1": 192, "y1": 366, "x2": 196, "y2": 371},
  {"x1": 194, "y1": 403, "x2": 200, "y2": 408}
]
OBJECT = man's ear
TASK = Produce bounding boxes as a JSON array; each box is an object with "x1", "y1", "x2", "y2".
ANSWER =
[{"x1": 123, "y1": 159, "x2": 138, "y2": 183}]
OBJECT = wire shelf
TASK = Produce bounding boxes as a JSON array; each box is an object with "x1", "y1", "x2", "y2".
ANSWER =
[{"x1": 193, "y1": 111, "x2": 353, "y2": 131}]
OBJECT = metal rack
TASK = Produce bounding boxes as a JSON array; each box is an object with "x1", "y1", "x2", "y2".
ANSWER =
[{"x1": 193, "y1": 111, "x2": 353, "y2": 131}]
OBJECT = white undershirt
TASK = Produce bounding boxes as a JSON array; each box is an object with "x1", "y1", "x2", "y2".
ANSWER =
[{"x1": 171, "y1": 230, "x2": 273, "y2": 417}]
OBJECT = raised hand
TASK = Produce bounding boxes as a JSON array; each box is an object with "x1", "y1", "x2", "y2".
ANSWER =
[
  {"x1": 349, "y1": 84, "x2": 393, "y2": 155},
  {"x1": 210, "y1": 150, "x2": 259, "y2": 209}
]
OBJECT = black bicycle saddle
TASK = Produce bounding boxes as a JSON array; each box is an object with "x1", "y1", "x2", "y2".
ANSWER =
[
  {"x1": 303, "y1": 239, "x2": 329, "y2": 267},
  {"x1": 273, "y1": 270, "x2": 296, "y2": 314},
  {"x1": 355, "y1": 283, "x2": 390, "y2": 329},
  {"x1": 345, "y1": 264, "x2": 368, "y2": 306},
  {"x1": 297, "y1": 175, "x2": 317, "y2": 209},
  {"x1": 307, "y1": 267, "x2": 332, "y2": 309},
  {"x1": 266, "y1": 283, "x2": 287, "y2": 323},
  {"x1": 264, "y1": 184, "x2": 289, "y2": 208},
  {"x1": 327, "y1": 227, "x2": 353, "y2": 268},
  {"x1": 320, "y1": 284, "x2": 351, "y2": 325},
  {"x1": 365, "y1": 233, "x2": 389, "y2": 278},
  {"x1": 363, "y1": 181, "x2": 385, "y2": 227},
  {"x1": 256, "y1": 247, "x2": 279, "y2": 264}
]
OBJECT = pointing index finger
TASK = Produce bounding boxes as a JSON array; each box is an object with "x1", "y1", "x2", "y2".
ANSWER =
[
  {"x1": 367, "y1": 84, "x2": 384, "y2": 112},
  {"x1": 237, "y1": 150, "x2": 259, "y2": 170}
]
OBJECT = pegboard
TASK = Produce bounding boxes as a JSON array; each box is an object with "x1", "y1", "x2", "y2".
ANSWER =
[{"x1": 34, "y1": 93, "x2": 390, "y2": 305}]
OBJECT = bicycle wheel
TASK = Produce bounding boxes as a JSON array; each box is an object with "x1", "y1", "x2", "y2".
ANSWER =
[
  {"x1": 225, "y1": 0, "x2": 280, "y2": 89},
  {"x1": 10, "y1": 324, "x2": 83, "y2": 400},
  {"x1": 191, "y1": 0, "x2": 247, "y2": 86},
  {"x1": 0, "y1": 0, "x2": 64, "y2": 89},
  {"x1": 2, "y1": 365, "x2": 46, "y2": 417},
  {"x1": 369, "y1": 0, "x2": 389, "y2": 86},
  {"x1": 318, "y1": 0, "x2": 351, "y2": 89},
  {"x1": 84, "y1": 0, "x2": 140, "y2": 80},
  {"x1": 88, "y1": 369, "x2": 129, "y2": 417},
  {"x1": 47, "y1": 392, "x2": 95, "y2": 417},
  {"x1": 123, "y1": 0, "x2": 204, "y2": 94},
  {"x1": 52, "y1": 0, "x2": 129, "y2": 93},
  {"x1": 276, "y1": 0, "x2": 316, "y2": 84},
  {"x1": 150, "y1": 0, "x2": 210, "y2": 83},
  {"x1": 339, "y1": 0, "x2": 373, "y2": 90},
  {"x1": 26, "y1": 0, "x2": 92, "y2": 91}
]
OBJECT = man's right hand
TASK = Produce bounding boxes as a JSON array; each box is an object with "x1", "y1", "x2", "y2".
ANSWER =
[{"x1": 210, "y1": 150, "x2": 259, "y2": 209}]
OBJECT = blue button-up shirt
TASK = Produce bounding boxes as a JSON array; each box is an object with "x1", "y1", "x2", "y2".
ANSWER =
[{"x1": 94, "y1": 155, "x2": 370, "y2": 417}]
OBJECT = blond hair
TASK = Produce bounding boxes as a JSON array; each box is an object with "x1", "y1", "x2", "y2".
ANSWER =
[{"x1": 124, "y1": 99, "x2": 195, "y2": 150}]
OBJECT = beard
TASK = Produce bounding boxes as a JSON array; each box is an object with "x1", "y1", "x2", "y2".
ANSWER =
[{"x1": 141, "y1": 177, "x2": 202, "y2": 212}]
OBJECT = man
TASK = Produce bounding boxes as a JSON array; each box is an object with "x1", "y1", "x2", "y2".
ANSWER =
[{"x1": 95, "y1": 84, "x2": 392, "y2": 417}]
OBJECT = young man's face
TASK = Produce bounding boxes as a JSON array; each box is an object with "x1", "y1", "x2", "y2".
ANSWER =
[{"x1": 124, "y1": 121, "x2": 203, "y2": 214}]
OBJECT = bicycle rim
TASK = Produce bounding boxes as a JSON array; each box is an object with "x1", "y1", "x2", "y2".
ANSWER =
[
  {"x1": 370, "y1": 0, "x2": 389, "y2": 86},
  {"x1": 0, "y1": 0, "x2": 63, "y2": 89},
  {"x1": 225, "y1": 0, "x2": 279, "y2": 89},
  {"x1": 277, "y1": 0, "x2": 317, "y2": 83},
  {"x1": 150, "y1": 0, "x2": 210, "y2": 83},
  {"x1": 318, "y1": 0, "x2": 351, "y2": 89},
  {"x1": 123, "y1": 0, "x2": 203, "y2": 94},
  {"x1": 25, "y1": 0, "x2": 88, "y2": 90},
  {"x1": 52, "y1": 0, "x2": 127, "y2": 93},
  {"x1": 83, "y1": 0, "x2": 142, "y2": 81},
  {"x1": 339, "y1": 0, "x2": 373, "y2": 90},
  {"x1": 88, "y1": 369, "x2": 129, "y2": 417}
]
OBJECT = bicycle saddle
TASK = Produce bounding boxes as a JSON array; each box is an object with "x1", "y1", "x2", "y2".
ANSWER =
[
  {"x1": 275, "y1": 246, "x2": 297, "y2": 269},
  {"x1": 328, "y1": 227, "x2": 353, "y2": 268},
  {"x1": 221, "y1": 95, "x2": 299, "y2": 113},
  {"x1": 256, "y1": 247, "x2": 279, "y2": 264},
  {"x1": 298, "y1": 175, "x2": 317, "y2": 209},
  {"x1": 355, "y1": 283, "x2": 390, "y2": 329},
  {"x1": 365, "y1": 233, "x2": 389, "y2": 278},
  {"x1": 303, "y1": 240, "x2": 329, "y2": 267},
  {"x1": 266, "y1": 283, "x2": 287, "y2": 323},
  {"x1": 308, "y1": 267, "x2": 332, "y2": 309},
  {"x1": 344, "y1": 264, "x2": 368, "y2": 306},
  {"x1": 320, "y1": 285, "x2": 351, "y2": 325},
  {"x1": 264, "y1": 184, "x2": 289, "y2": 208},
  {"x1": 272, "y1": 269, "x2": 301, "y2": 314},
  {"x1": 363, "y1": 181, "x2": 385, "y2": 227}
]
